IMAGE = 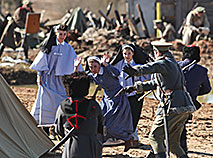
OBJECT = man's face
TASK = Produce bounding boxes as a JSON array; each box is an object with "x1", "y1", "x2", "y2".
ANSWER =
[
  {"x1": 56, "y1": 30, "x2": 67, "y2": 43},
  {"x1": 122, "y1": 48, "x2": 134, "y2": 63},
  {"x1": 153, "y1": 48, "x2": 161, "y2": 59},
  {"x1": 88, "y1": 61, "x2": 100, "y2": 74},
  {"x1": 197, "y1": 12, "x2": 204, "y2": 17}
]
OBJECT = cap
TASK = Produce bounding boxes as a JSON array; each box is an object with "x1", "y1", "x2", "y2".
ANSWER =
[
  {"x1": 87, "y1": 56, "x2": 101, "y2": 65},
  {"x1": 22, "y1": 0, "x2": 32, "y2": 6},
  {"x1": 153, "y1": 19, "x2": 162, "y2": 29},
  {"x1": 122, "y1": 44, "x2": 134, "y2": 52},
  {"x1": 151, "y1": 41, "x2": 172, "y2": 52},
  {"x1": 153, "y1": 19, "x2": 162, "y2": 24},
  {"x1": 194, "y1": 6, "x2": 205, "y2": 13}
]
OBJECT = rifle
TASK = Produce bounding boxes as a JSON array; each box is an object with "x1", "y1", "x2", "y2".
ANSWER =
[
  {"x1": 114, "y1": 87, "x2": 127, "y2": 98},
  {"x1": 178, "y1": 2, "x2": 198, "y2": 34},
  {"x1": 160, "y1": 96, "x2": 170, "y2": 158}
]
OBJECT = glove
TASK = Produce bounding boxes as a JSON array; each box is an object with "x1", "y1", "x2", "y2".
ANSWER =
[
  {"x1": 124, "y1": 86, "x2": 136, "y2": 94},
  {"x1": 122, "y1": 64, "x2": 138, "y2": 78}
]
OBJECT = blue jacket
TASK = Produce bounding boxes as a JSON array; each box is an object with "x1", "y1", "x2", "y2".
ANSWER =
[{"x1": 178, "y1": 59, "x2": 211, "y2": 100}]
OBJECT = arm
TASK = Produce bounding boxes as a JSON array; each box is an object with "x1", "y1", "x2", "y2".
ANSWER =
[
  {"x1": 54, "y1": 106, "x2": 65, "y2": 137},
  {"x1": 185, "y1": 12, "x2": 199, "y2": 32},
  {"x1": 198, "y1": 73, "x2": 211, "y2": 96},
  {"x1": 123, "y1": 60, "x2": 168, "y2": 78},
  {"x1": 135, "y1": 80, "x2": 157, "y2": 93}
]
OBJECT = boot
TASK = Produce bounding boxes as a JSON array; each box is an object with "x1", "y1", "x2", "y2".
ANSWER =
[
  {"x1": 124, "y1": 137, "x2": 134, "y2": 152},
  {"x1": 180, "y1": 155, "x2": 189, "y2": 158},
  {"x1": 146, "y1": 150, "x2": 155, "y2": 158},
  {"x1": 155, "y1": 152, "x2": 166, "y2": 158}
]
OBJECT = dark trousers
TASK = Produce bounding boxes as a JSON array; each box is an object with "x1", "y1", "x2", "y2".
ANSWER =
[{"x1": 128, "y1": 95, "x2": 144, "y2": 131}]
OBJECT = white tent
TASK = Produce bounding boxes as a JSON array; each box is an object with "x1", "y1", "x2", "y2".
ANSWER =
[{"x1": 0, "y1": 74, "x2": 54, "y2": 158}]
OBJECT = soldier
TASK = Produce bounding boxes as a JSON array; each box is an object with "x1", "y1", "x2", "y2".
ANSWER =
[
  {"x1": 178, "y1": 45, "x2": 211, "y2": 152},
  {"x1": 0, "y1": 0, "x2": 34, "y2": 61},
  {"x1": 122, "y1": 41, "x2": 196, "y2": 158},
  {"x1": 182, "y1": 6, "x2": 210, "y2": 45},
  {"x1": 153, "y1": 19, "x2": 176, "y2": 42}
]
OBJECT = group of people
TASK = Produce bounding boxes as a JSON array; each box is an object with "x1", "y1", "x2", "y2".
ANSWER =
[
  {"x1": 153, "y1": 6, "x2": 210, "y2": 45},
  {"x1": 29, "y1": 22, "x2": 211, "y2": 158}
]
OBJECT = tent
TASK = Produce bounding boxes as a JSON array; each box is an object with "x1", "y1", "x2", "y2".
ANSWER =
[
  {"x1": 0, "y1": 74, "x2": 54, "y2": 158},
  {"x1": 44, "y1": 7, "x2": 87, "y2": 34}
]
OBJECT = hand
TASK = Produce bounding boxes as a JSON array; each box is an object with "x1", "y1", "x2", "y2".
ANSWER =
[
  {"x1": 123, "y1": 64, "x2": 138, "y2": 77},
  {"x1": 124, "y1": 86, "x2": 136, "y2": 94},
  {"x1": 74, "y1": 56, "x2": 82, "y2": 67},
  {"x1": 100, "y1": 54, "x2": 110, "y2": 66},
  {"x1": 37, "y1": 75, "x2": 43, "y2": 86}
]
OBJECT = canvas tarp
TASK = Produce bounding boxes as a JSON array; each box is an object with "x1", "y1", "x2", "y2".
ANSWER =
[{"x1": 0, "y1": 74, "x2": 54, "y2": 158}]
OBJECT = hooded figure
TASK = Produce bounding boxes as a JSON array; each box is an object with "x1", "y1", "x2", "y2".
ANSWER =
[
  {"x1": 111, "y1": 43, "x2": 151, "y2": 147},
  {"x1": 30, "y1": 24, "x2": 83, "y2": 127}
]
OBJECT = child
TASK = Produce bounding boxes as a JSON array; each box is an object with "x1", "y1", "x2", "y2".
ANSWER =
[{"x1": 55, "y1": 71, "x2": 104, "y2": 158}]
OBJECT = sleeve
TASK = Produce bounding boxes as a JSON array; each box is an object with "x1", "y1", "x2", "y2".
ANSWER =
[
  {"x1": 105, "y1": 64, "x2": 120, "y2": 77},
  {"x1": 94, "y1": 101, "x2": 105, "y2": 135},
  {"x1": 55, "y1": 106, "x2": 65, "y2": 137},
  {"x1": 203, "y1": 14, "x2": 210, "y2": 28},
  {"x1": 134, "y1": 60, "x2": 168, "y2": 76},
  {"x1": 14, "y1": 9, "x2": 26, "y2": 28},
  {"x1": 135, "y1": 80, "x2": 157, "y2": 93},
  {"x1": 198, "y1": 71, "x2": 211, "y2": 96},
  {"x1": 30, "y1": 51, "x2": 49, "y2": 72},
  {"x1": 163, "y1": 23, "x2": 175, "y2": 37}
]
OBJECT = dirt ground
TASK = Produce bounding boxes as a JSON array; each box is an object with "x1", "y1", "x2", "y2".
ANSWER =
[
  {"x1": 11, "y1": 85, "x2": 213, "y2": 158},
  {"x1": 1, "y1": 39, "x2": 213, "y2": 157}
]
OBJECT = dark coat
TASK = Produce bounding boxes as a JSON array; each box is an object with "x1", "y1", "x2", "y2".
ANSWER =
[
  {"x1": 134, "y1": 52, "x2": 196, "y2": 114},
  {"x1": 178, "y1": 59, "x2": 211, "y2": 100},
  {"x1": 55, "y1": 97, "x2": 103, "y2": 158}
]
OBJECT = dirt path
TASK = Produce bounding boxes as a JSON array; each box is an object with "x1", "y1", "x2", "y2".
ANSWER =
[{"x1": 11, "y1": 86, "x2": 213, "y2": 158}]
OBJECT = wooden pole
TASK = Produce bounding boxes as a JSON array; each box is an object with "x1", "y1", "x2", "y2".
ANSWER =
[{"x1": 136, "y1": 4, "x2": 150, "y2": 38}]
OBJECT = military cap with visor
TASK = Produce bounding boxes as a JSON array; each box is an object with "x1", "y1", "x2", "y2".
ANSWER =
[{"x1": 151, "y1": 41, "x2": 172, "y2": 52}]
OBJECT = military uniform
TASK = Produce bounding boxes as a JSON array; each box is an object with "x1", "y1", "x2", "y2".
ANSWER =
[
  {"x1": 123, "y1": 41, "x2": 196, "y2": 158},
  {"x1": 182, "y1": 6, "x2": 210, "y2": 45},
  {"x1": 153, "y1": 20, "x2": 176, "y2": 42}
]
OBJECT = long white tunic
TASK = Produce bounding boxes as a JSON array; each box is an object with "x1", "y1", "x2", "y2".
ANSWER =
[{"x1": 30, "y1": 41, "x2": 82, "y2": 125}]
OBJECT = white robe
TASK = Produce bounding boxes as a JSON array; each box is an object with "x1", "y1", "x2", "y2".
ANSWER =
[{"x1": 30, "y1": 42, "x2": 82, "y2": 125}]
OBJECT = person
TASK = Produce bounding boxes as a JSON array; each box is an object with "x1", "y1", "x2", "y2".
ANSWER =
[
  {"x1": 30, "y1": 24, "x2": 83, "y2": 130},
  {"x1": 182, "y1": 6, "x2": 210, "y2": 45},
  {"x1": 178, "y1": 45, "x2": 211, "y2": 152},
  {"x1": 0, "y1": 0, "x2": 34, "y2": 60},
  {"x1": 55, "y1": 71, "x2": 104, "y2": 158},
  {"x1": 122, "y1": 41, "x2": 197, "y2": 158},
  {"x1": 74, "y1": 55, "x2": 134, "y2": 152},
  {"x1": 111, "y1": 43, "x2": 150, "y2": 146},
  {"x1": 153, "y1": 19, "x2": 176, "y2": 42}
]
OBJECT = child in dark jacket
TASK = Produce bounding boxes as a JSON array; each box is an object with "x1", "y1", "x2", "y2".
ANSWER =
[{"x1": 55, "y1": 71, "x2": 104, "y2": 158}]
